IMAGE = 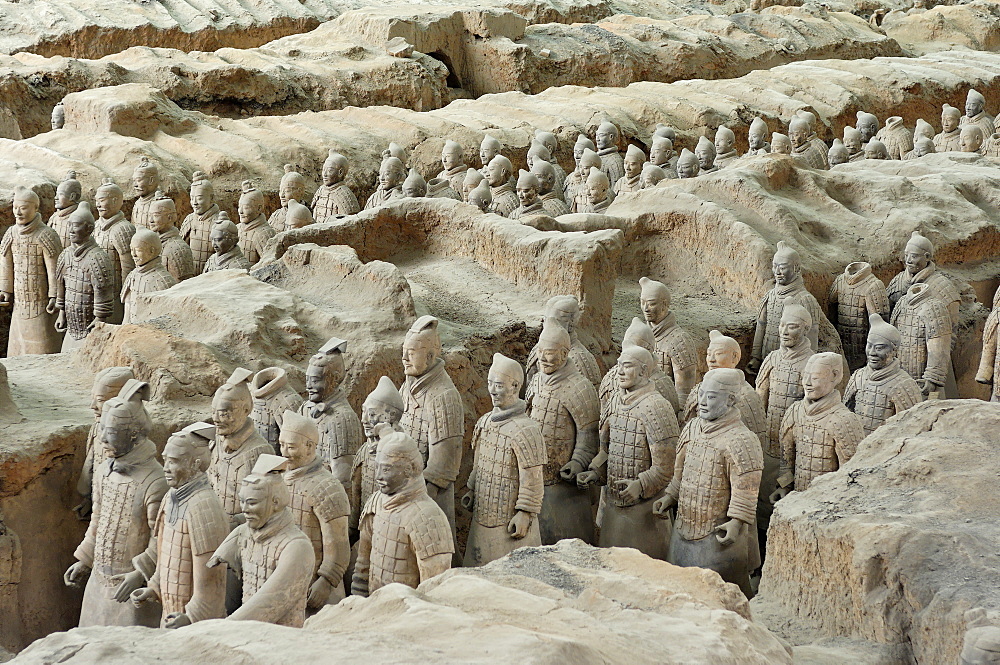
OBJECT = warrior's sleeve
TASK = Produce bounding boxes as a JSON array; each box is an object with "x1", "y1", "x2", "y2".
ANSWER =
[
  {"x1": 842, "y1": 369, "x2": 860, "y2": 410},
  {"x1": 664, "y1": 424, "x2": 692, "y2": 502},
  {"x1": 512, "y1": 426, "x2": 546, "y2": 515},
  {"x1": 727, "y1": 436, "x2": 763, "y2": 526},
  {"x1": 751, "y1": 293, "x2": 769, "y2": 362},
  {"x1": 0, "y1": 229, "x2": 13, "y2": 295},
  {"x1": 42, "y1": 232, "x2": 61, "y2": 300},
  {"x1": 976, "y1": 308, "x2": 1000, "y2": 383},
  {"x1": 836, "y1": 412, "x2": 865, "y2": 469},
  {"x1": 636, "y1": 406, "x2": 679, "y2": 499},
  {"x1": 210, "y1": 525, "x2": 245, "y2": 578},
  {"x1": 228, "y1": 537, "x2": 314, "y2": 623},
  {"x1": 588, "y1": 416, "x2": 610, "y2": 484},
  {"x1": 827, "y1": 276, "x2": 841, "y2": 324},
  {"x1": 179, "y1": 214, "x2": 192, "y2": 242},
  {"x1": 114, "y1": 225, "x2": 136, "y2": 283},
  {"x1": 55, "y1": 249, "x2": 67, "y2": 311},
  {"x1": 317, "y1": 514, "x2": 350, "y2": 584},
  {"x1": 92, "y1": 251, "x2": 115, "y2": 319},
  {"x1": 132, "y1": 507, "x2": 162, "y2": 581},
  {"x1": 567, "y1": 381, "x2": 600, "y2": 470},
  {"x1": 185, "y1": 548, "x2": 227, "y2": 622},
  {"x1": 922, "y1": 299, "x2": 952, "y2": 386},
  {"x1": 866, "y1": 279, "x2": 891, "y2": 321},
  {"x1": 777, "y1": 405, "x2": 797, "y2": 488},
  {"x1": 755, "y1": 353, "x2": 775, "y2": 411},
  {"x1": 74, "y1": 470, "x2": 102, "y2": 567},
  {"x1": 351, "y1": 496, "x2": 376, "y2": 597},
  {"x1": 423, "y1": 389, "x2": 464, "y2": 489}
]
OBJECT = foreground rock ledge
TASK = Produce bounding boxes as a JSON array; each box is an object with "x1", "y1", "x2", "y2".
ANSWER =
[{"x1": 11, "y1": 540, "x2": 792, "y2": 664}]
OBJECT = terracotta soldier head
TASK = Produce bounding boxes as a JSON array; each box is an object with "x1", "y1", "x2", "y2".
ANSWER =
[
  {"x1": 749, "y1": 117, "x2": 768, "y2": 151},
  {"x1": 68, "y1": 202, "x2": 96, "y2": 247},
  {"x1": 148, "y1": 192, "x2": 177, "y2": 233},
  {"x1": 715, "y1": 126, "x2": 736, "y2": 156},
  {"x1": 529, "y1": 159, "x2": 556, "y2": 195},
  {"x1": 797, "y1": 110, "x2": 818, "y2": 135},
  {"x1": 361, "y1": 376, "x2": 404, "y2": 439},
  {"x1": 402, "y1": 169, "x2": 427, "y2": 198},
  {"x1": 828, "y1": 139, "x2": 849, "y2": 166},
  {"x1": 480, "y1": 136, "x2": 502, "y2": 169},
  {"x1": 486, "y1": 155, "x2": 513, "y2": 187},
  {"x1": 279, "y1": 165, "x2": 307, "y2": 209},
  {"x1": 238, "y1": 180, "x2": 264, "y2": 224},
  {"x1": 653, "y1": 124, "x2": 676, "y2": 141},
  {"x1": 640, "y1": 163, "x2": 667, "y2": 188},
  {"x1": 374, "y1": 430, "x2": 423, "y2": 496},
  {"x1": 788, "y1": 117, "x2": 810, "y2": 151},
  {"x1": 383, "y1": 142, "x2": 407, "y2": 164},
  {"x1": 463, "y1": 168, "x2": 484, "y2": 201},
  {"x1": 706, "y1": 329, "x2": 741, "y2": 369},
  {"x1": 844, "y1": 127, "x2": 862, "y2": 156},
  {"x1": 676, "y1": 149, "x2": 698, "y2": 178},
  {"x1": 912, "y1": 137, "x2": 935, "y2": 157},
  {"x1": 639, "y1": 277, "x2": 671, "y2": 326},
  {"x1": 526, "y1": 142, "x2": 551, "y2": 171},
  {"x1": 516, "y1": 170, "x2": 541, "y2": 208},
  {"x1": 95, "y1": 178, "x2": 124, "y2": 220},
  {"x1": 866, "y1": 313, "x2": 901, "y2": 371},
  {"x1": 617, "y1": 345, "x2": 654, "y2": 391},
  {"x1": 772, "y1": 241, "x2": 801, "y2": 286},
  {"x1": 864, "y1": 139, "x2": 888, "y2": 160},
  {"x1": 960, "y1": 125, "x2": 985, "y2": 153},
  {"x1": 306, "y1": 337, "x2": 347, "y2": 403},
  {"x1": 132, "y1": 158, "x2": 159, "y2": 199},
  {"x1": 278, "y1": 410, "x2": 320, "y2": 471},
  {"x1": 189, "y1": 171, "x2": 215, "y2": 215},
  {"x1": 801, "y1": 352, "x2": 843, "y2": 401},
  {"x1": 595, "y1": 121, "x2": 620, "y2": 152},
  {"x1": 902, "y1": 230, "x2": 933, "y2": 276},
  {"x1": 624, "y1": 144, "x2": 646, "y2": 179},
  {"x1": 468, "y1": 182, "x2": 492, "y2": 212},
  {"x1": 586, "y1": 167, "x2": 610, "y2": 206},
  {"x1": 779, "y1": 304, "x2": 812, "y2": 349},
  {"x1": 535, "y1": 130, "x2": 559, "y2": 157},
  {"x1": 536, "y1": 317, "x2": 571, "y2": 375},
  {"x1": 91, "y1": 367, "x2": 135, "y2": 421},
  {"x1": 56, "y1": 170, "x2": 82, "y2": 212},
  {"x1": 544, "y1": 295, "x2": 580, "y2": 335},
  {"x1": 163, "y1": 422, "x2": 215, "y2": 489},
  {"x1": 966, "y1": 89, "x2": 987, "y2": 119},
  {"x1": 574, "y1": 135, "x2": 596, "y2": 168},
  {"x1": 913, "y1": 119, "x2": 935, "y2": 142},
  {"x1": 130, "y1": 228, "x2": 162, "y2": 267},
  {"x1": 100, "y1": 380, "x2": 152, "y2": 459},
  {"x1": 488, "y1": 353, "x2": 523, "y2": 410},
  {"x1": 695, "y1": 136, "x2": 716, "y2": 171},
  {"x1": 441, "y1": 140, "x2": 464, "y2": 172},
  {"x1": 402, "y1": 316, "x2": 441, "y2": 378},
  {"x1": 697, "y1": 368, "x2": 742, "y2": 420},
  {"x1": 209, "y1": 215, "x2": 239, "y2": 256},
  {"x1": 212, "y1": 368, "x2": 254, "y2": 438},
  {"x1": 12, "y1": 186, "x2": 38, "y2": 226},
  {"x1": 771, "y1": 133, "x2": 791, "y2": 155},
  {"x1": 622, "y1": 316, "x2": 656, "y2": 353},
  {"x1": 650, "y1": 136, "x2": 673, "y2": 167},
  {"x1": 322, "y1": 151, "x2": 349, "y2": 187},
  {"x1": 941, "y1": 104, "x2": 961, "y2": 133},
  {"x1": 240, "y1": 455, "x2": 291, "y2": 530},
  {"x1": 856, "y1": 111, "x2": 879, "y2": 143},
  {"x1": 378, "y1": 157, "x2": 406, "y2": 192},
  {"x1": 285, "y1": 199, "x2": 313, "y2": 229},
  {"x1": 51, "y1": 101, "x2": 65, "y2": 130},
  {"x1": 577, "y1": 148, "x2": 601, "y2": 177}
]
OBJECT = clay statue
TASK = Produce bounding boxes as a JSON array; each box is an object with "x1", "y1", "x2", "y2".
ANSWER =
[
  {"x1": 351, "y1": 376, "x2": 405, "y2": 535},
  {"x1": 526, "y1": 142, "x2": 552, "y2": 175},
  {"x1": 486, "y1": 155, "x2": 518, "y2": 217},
  {"x1": 208, "y1": 455, "x2": 314, "y2": 626},
  {"x1": 755, "y1": 303, "x2": 814, "y2": 535},
  {"x1": 298, "y1": 337, "x2": 363, "y2": 499},
  {"x1": 279, "y1": 411, "x2": 351, "y2": 609},
  {"x1": 64, "y1": 380, "x2": 167, "y2": 627},
  {"x1": 534, "y1": 130, "x2": 568, "y2": 193},
  {"x1": 130, "y1": 158, "x2": 160, "y2": 230},
  {"x1": 311, "y1": 150, "x2": 360, "y2": 223},
  {"x1": 828, "y1": 139, "x2": 849, "y2": 167},
  {"x1": 844, "y1": 314, "x2": 922, "y2": 436},
  {"x1": 844, "y1": 127, "x2": 864, "y2": 162},
  {"x1": 748, "y1": 241, "x2": 824, "y2": 372},
  {"x1": 641, "y1": 164, "x2": 668, "y2": 188},
  {"x1": 564, "y1": 135, "x2": 597, "y2": 203},
  {"x1": 681, "y1": 331, "x2": 766, "y2": 450},
  {"x1": 352, "y1": 429, "x2": 453, "y2": 596},
  {"x1": 202, "y1": 214, "x2": 251, "y2": 273},
  {"x1": 887, "y1": 231, "x2": 960, "y2": 329},
  {"x1": 960, "y1": 124, "x2": 985, "y2": 153},
  {"x1": 905, "y1": 137, "x2": 936, "y2": 159},
  {"x1": 0, "y1": 186, "x2": 63, "y2": 356},
  {"x1": 788, "y1": 117, "x2": 828, "y2": 169},
  {"x1": 479, "y1": 135, "x2": 502, "y2": 177},
  {"x1": 147, "y1": 193, "x2": 196, "y2": 282},
  {"x1": 399, "y1": 316, "x2": 464, "y2": 538},
  {"x1": 130, "y1": 422, "x2": 228, "y2": 628},
  {"x1": 383, "y1": 142, "x2": 407, "y2": 164},
  {"x1": 48, "y1": 170, "x2": 82, "y2": 249},
  {"x1": 208, "y1": 368, "x2": 274, "y2": 528},
  {"x1": 714, "y1": 126, "x2": 739, "y2": 168},
  {"x1": 121, "y1": 229, "x2": 176, "y2": 324},
  {"x1": 639, "y1": 277, "x2": 699, "y2": 406},
  {"x1": 511, "y1": 170, "x2": 546, "y2": 220},
  {"x1": 285, "y1": 199, "x2": 314, "y2": 229},
  {"x1": 426, "y1": 177, "x2": 462, "y2": 200},
  {"x1": 599, "y1": 317, "x2": 680, "y2": 417},
  {"x1": 913, "y1": 118, "x2": 935, "y2": 143},
  {"x1": 51, "y1": 100, "x2": 65, "y2": 130},
  {"x1": 468, "y1": 182, "x2": 492, "y2": 213},
  {"x1": 462, "y1": 353, "x2": 545, "y2": 566},
  {"x1": 364, "y1": 157, "x2": 406, "y2": 210},
  {"x1": 530, "y1": 159, "x2": 570, "y2": 217},
  {"x1": 977, "y1": 289, "x2": 1000, "y2": 401},
  {"x1": 796, "y1": 110, "x2": 829, "y2": 157},
  {"x1": 402, "y1": 169, "x2": 427, "y2": 198},
  {"x1": 770, "y1": 133, "x2": 791, "y2": 156},
  {"x1": 935, "y1": 104, "x2": 962, "y2": 153},
  {"x1": 527, "y1": 295, "x2": 603, "y2": 389},
  {"x1": 462, "y1": 168, "x2": 485, "y2": 203},
  {"x1": 650, "y1": 136, "x2": 678, "y2": 176},
  {"x1": 961, "y1": 626, "x2": 1000, "y2": 664},
  {"x1": 251, "y1": 367, "x2": 303, "y2": 453},
  {"x1": 864, "y1": 139, "x2": 888, "y2": 160},
  {"x1": 828, "y1": 261, "x2": 891, "y2": 370},
  {"x1": 748, "y1": 117, "x2": 771, "y2": 155},
  {"x1": 856, "y1": 111, "x2": 879, "y2": 144},
  {"x1": 676, "y1": 148, "x2": 699, "y2": 178},
  {"x1": 770, "y1": 352, "x2": 863, "y2": 502},
  {"x1": 93, "y1": 178, "x2": 136, "y2": 323},
  {"x1": 654, "y1": 368, "x2": 763, "y2": 597},
  {"x1": 581, "y1": 167, "x2": 612, "y2": 213},
  {"x1": 653, "y1": 124, "x2": 676, "y2": 141},
  {"x1": 525, "y1": 317, "x2": 600, "y2": 545},
  {"x1": 890, "y1": 283, "x2": 953, "y2": 396},
  {"x1": 438, "y1": 140, "x2": 469, "y2": 194},
  {"x1": 961, "y1": 88, "x2": 995, "y2": 142},
  {"x1": 268, "y1": 165, "x2": 308, "y2": 233},
  {"x1": 874, "y1": 116, "x2": 913, "y2": 160},
  {"x1": 695, "y1": 136, "x2": 719, "y2": 174},
  {"x1": 55, "y1": 201, "x2": 115, "y2": 350},
  {"x1": 75, "y1": 367, "x2": 135, "y2": 521},
  {"x1": 614, "y1": 144, "x2": 645, "y2": 194},
  {"x1": 568, "y1": 148, "x2": 603, "y2": 211},
  {"x1": 237, "y1": 180, "x2": 276, "y2": 265},
  {"x1": 595, "y1": 120, "x2": 625, "y2": 185},
  {"x1": 181, "y1": 171, "x2": 225, "y2": 273},
  {"x1": 579, "y1": 345, "x2": 677, "y2": 560}
]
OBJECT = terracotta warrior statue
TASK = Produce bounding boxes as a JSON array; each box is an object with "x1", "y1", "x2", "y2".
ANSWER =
[
  {"x1": 64, "y1": 380, "x2": 167, "y2": 627},
  {"x1": 770, "y1": 352, "x2": 863, "y2": 503},
  {"x1": 285, "y1": 199, "x2": 314, "y2": 229},
  {"x1": 208, "y1": 455, "x2": 314, "y2": 626},
  {"x1": 695, "y1": 136, "x2": 719, "y2": 175},
  {"x1": 595, "y1": 121, "x2": 625, "y2": 185},
  {"x1": 770, "y1": 133, "x2": 791, "y2": 156},
  {"x1": 438, "y1": 140, "x2": 469, "y2": 194},
  {"x1": 75, "y1": 367, "x2": 134, "y2": 520},
  {"x1": 365, "y1": 157, "x2": 406, "y2": 210},
  {"x1": 828, "y1": 139, "x2": 849, "y2": 167},
  {"x1": 525, "y1": 317, "x2": 599, "y2": 544},
  {"x1": 311, "y1": 150, "x2": 360, "y2": 223},
  {"x1": 912, "y1": 118, "x2": 935, "y2": 145},
  {"x1": 202, "y1": 214, "x2": 251, "y2": 273},
  {"x1": 525, "y1": 142, "x2": 552, "y2": 175},
  {"x1": 599, "y1": 317, "x2": 680, "y2": 417},
  {"x1": 961, "y1": 125, "x2": 986, "y2": 154},
  {"x1": 748, "y1": 241, "x2": 824, "y2": 373},
  {"x1": 887, "y1": 231, "x2": 960, "y2": 329},
  {"x1": 797, "y1": 110, "x2": 829, "y2": 157},
  {"x1": 614, "y1": 144, "x2": 645, "y2": 194},
  {"x1": 130, "y1": 158, "x2": 160, "y2": 230},
  {"x1": 755, "y1": 304, "x2": 814, "y2": 535},
  {"x1": 875, "y1": 116, "x2": 912, "y2": 160},
  {"x1": 905, "y1": 137, "x2": 936, "y2": 159},
  {"x1": 208, "y1": 368, "x2": 273, "y2": 528},
  {"x1": 93, "y1": 178, "x2": 135, "y2": 323},
  {"x1": 527, "y1": 295, "x2": 603, "y2": 389},
  {"x1": 352, "y1": 430, "x2": 453, "y2": 596},
  {"x1": 856, "y1": 111, "x2": 879, "y2": 145},
  {"x1": 534, "y1": 129, "x2": 568, "y2": 193},
  {"x1": 0, "y1": 185, "x2": 63, "y2": 356},
  {"x1": 181, "y1": 171, "x2": 224, "y2": 273},
  {"x1": 49, "y1": 170, "x2": 82, "y2": 250},
  {"x1": 479, "y1": 135, "x2": 502, "y2": 179},
  {"x1": 148, "y1": 193, "x2": 195, "y2": 282},
  {"x1": 51, "y1": 100, "x2": 65, "y2": 130},
  {"x1": 468, "y1": 181, "x2": 492, "y2": 213},
  {"x1": 641, "y1": 163, "x2": 668, "y2": 188},
  {"x1": 788, "y1": 117, "x2": 828, "y2": 169},
  {"x1": 463, "y1": 168, "x2": 485, "y2": 203},
  {"x1": 864, "y1": 139, "x2": 889, "y2": 160},
  {"x1": 748, "y1": 117, "x2": 771, "y2": 155},
  {"x1": 654, "y1": 368, "x2": 763, "y2": 597},
  {"x1": 961, "y1": 88, "x2": 995, "y2": 141},
  {"x1": 486, "y1": 155, "x2": 518, "y2": 217},
  {"x1": 511, "y1": 170, "x2": 546, "y2": 220},
  {"x1": 828, "y1": 261, "x2": 891, "y2": 370},
  {"x1": 564, "y1": 137, "x2": 597, "y2": 205},
  {"x1": 530, "y1": 159, "x2": 570, "y2": 217},
  {"x1": 569, "y1": 149, "x2": 604, "y2": 211},
  {"x1": 402, "y1": 169, "x2": 427, "y2": 198},
  {"x1": 279, "y1": 411, "x2": 351, "y2": 609},
  {"x1": 237, "y1": 180, "x2": 276, "y2": 265},
  {"x1": 650, "y1": 136, "x2": 678, "y2": 177},
  {"x1": 251, "y1": 367, "x2": 303, "y2": 453},
  {"x1": 268, "y1": 165, "x2": 308, "y2": 233},
  {"x1": 681, "y1": 331, "x2": 766, "y2": 450},
  {"x1": 351, "y1": 376, "x2": 404, "y2": 536},
  {"x1": 840, "y1": 127, "x2": 861, "y2": 162},
  {"x1": 463, "y1": 354, "x2": 545, "y2": 566},
  {"x1": 579, "y1": 345, "x2": 677, "y2": 560},
  {"x1": 934, "y1": 104, "x2": 962, "y2": 153},
  {"x1": 891, "y1": 283, "x2": 953, "y2": 396},
  {"x1": 426, "y1": 176, "x2": 461, "y2": 200},
  {"x1": 844, "y1": 314, "x2": 922, "y2": 436},
  {"x1": 676, "y1": 148, "x2": 699, "y2": 178},
  {"x1": 55, "y1": 202, "x2": 115, "y2": 350},
  {"x1": 714, "y1": 126, "x2": 739, "y2": 168},
  {"x1": 581, "y1": 167, "x2": 612, "y2": 213},
  {"x1": 639, "y1": 277, "x2": 698, "y2": 406},
  {"x1": 383, "y1": 142, "x2": 407, "y2": 164},
  {"x1": 130, "y1": 422, "x2": 227, "y2": 628},
  {"x1": 121, "y1": 229, "x2": 177, "y2": 325},
  {"x1": 400, "y1": 316, "x2": 464, "y2": 537},
  {"x1": 977, "y1": 289, "x2": 1000, "y2": 401}
]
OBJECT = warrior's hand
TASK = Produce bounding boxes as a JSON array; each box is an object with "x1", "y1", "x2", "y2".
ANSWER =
[
  {"x1": 976, "y1": 372, "x2": 992, "y2": 385},
  {"x1": 164, "y1": 612, "x2": 192, "y2": 629},
  {"x1": 614, "y1": 479, "x2": 642, "y2": 504},
  {"x1": 63, "y1": 561, "x2": 91, "y2": 588},
  {"x1": 45, "y1": 297, "x2": 57, "y2": 315},
  {"x1": 130, "y1": 587, "x2": 156, "y2": 608},
  {"x1": 559, "y1": 460, "x2": 584, "y2": 483},
  {"x1": 307, "y1": 577, "x2": 334, "y2": 610},
  {"x1": 652, "y1": 495, "x2": 676, "y2": 519},
  {"x1": 425, "y1": 481, "x2": 440, "y2": 499},
  {"x1": 918, "y1": 379, "x2": 941, "y2": 396},
  {"x1": 769, "y1": 488, "x2": 789, "y2": 505},
  {"x1": 460, "y1": 490, "x2": 474, "y2": 511},
  {"x1": 715, "y1": 518, "x2": 745, "y2": 547},
  {"x1": 576, "y1": 470, "x2": 599, "y2": 489},
  {"x1": 113, "y1": 569, "x2": 145, "y2": 602},
  {"x1": 507, "y1": 511, "x2": 533, "y2": 539},
  {"x1": 746, "y1": 358, "x2": 761, "y2": 375},
  {"x1": 54, "y1": 309, "x2": 66, "y2": 332},
  {"x1": 0, "y1": 292, "x2": 11, "y2": 307}
]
